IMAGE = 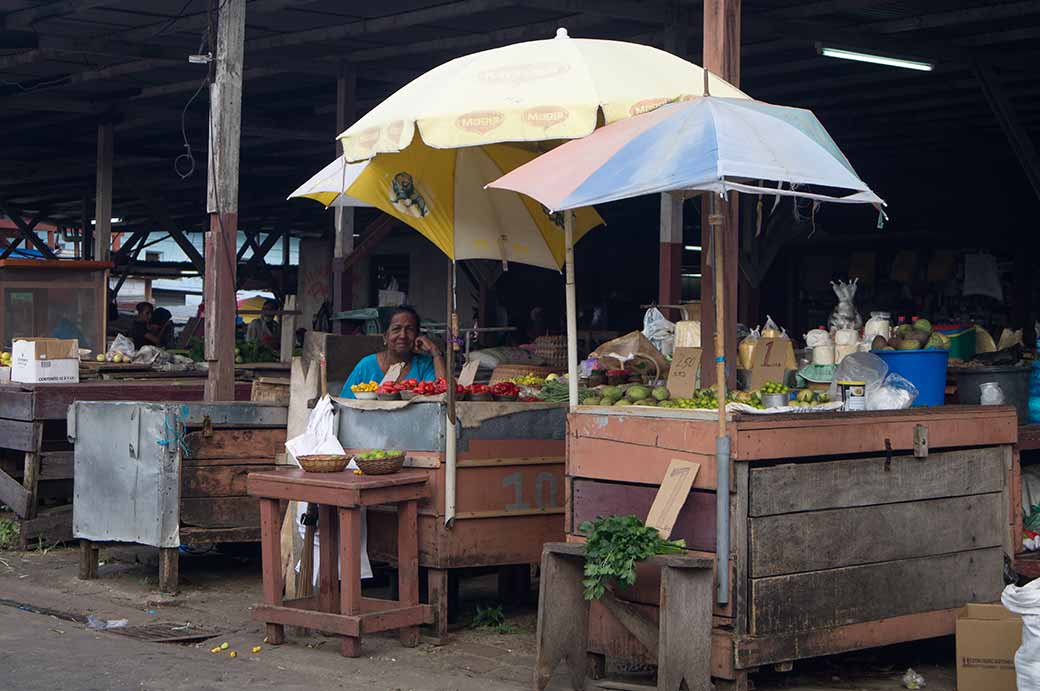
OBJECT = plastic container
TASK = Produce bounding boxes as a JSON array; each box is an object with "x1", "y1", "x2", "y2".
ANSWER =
[
  {"x1": 873, "y1": 349, "x2": 949, "y2": 407},
  {"x1": 953, "y1": 365, "x2": 1031, "y2": 419},
  {"x1": 935, "y1": 324, "x2": 976, "y2": 361},
  {"x1": 1028, "y1": 361, "x2": 1040, "y2": 424}
]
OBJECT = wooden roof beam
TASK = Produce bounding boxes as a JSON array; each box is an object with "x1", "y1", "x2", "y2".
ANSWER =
[{"x1": 3, "y1": 1, "x2": 112, "y2": 29}]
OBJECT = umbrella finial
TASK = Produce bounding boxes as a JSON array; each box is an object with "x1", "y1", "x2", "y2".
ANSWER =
[
  {"x1": 703, "y1": 68, "x2": 710, "y2": 96},
  {"x1": 556, "y1": 27, "x2": 569, "y2": 39}
]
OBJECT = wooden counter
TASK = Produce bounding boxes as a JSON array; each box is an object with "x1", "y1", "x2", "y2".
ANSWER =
[
  {"x1": 566, "y1": 405, "x2": 1017, "y2": 690},
  {"x1": 0, "y1": 380, "x2": 251, "y2": 547}
]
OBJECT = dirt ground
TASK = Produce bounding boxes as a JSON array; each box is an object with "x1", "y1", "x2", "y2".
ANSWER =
[{"x1": 0, "y1": 543, "x2": 957, "y2": 690}]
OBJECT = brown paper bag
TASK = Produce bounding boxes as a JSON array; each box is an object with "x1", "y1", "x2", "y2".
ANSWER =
[{"x1": 590, "y1": 331, "x2": 670, "y2": 379}]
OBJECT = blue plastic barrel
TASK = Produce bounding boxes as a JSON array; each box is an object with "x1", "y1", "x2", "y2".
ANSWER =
[
  {"x1": 1029, "y1": 361, "x2": 1040, "y2": 423},
  {"x1": 873, "y1": 349, "x2": 949, "y2": 407}
]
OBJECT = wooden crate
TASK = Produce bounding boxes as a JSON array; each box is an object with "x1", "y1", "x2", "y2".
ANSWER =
[{"x1": 565, "y1": 405, "x2": 1017, "y2": 689}]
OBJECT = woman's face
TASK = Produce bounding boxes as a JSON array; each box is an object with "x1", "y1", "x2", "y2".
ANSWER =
[{"x1": 386, "y1": 312, "x2": 418, "y2": 357}]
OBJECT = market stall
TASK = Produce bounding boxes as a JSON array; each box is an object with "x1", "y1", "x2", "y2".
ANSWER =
[
  {"x1": 0, "y1": 379, "x2": 251, "y2": 547},
  {"x1": 334, "y1": 398, "x2": 566, "y2": 638},
  {"x1": 566, "y1": 404, "x2": 1017, "y2": 689}
]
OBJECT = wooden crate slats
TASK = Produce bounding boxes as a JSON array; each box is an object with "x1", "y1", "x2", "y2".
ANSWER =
[
  {"x1": 569, "y1": 436, "x2": 717, "y2": 490},
  {"x1": 749, "y1": 493, "x2": 1004, "y2": 578},
  {"x1": 0, "y1": 389, "x2": 34, "y2": 420},
  {"x1": 0, "y1": 465, "x2": 31, "y2": 516},
  {"x1": 456, "y1": 463, "x2": 565, "y2": 517},
  {"x1": 749, "y1": 448, "x2": 1006, "y2": 517},
  {"x1": 180, "y1": 496, "x2": 260, "y2": 528},
  {"x1": 749, "y1": 547, "x2": 1003, "y2": 635},
  {"x1": 0, "y1": 418, "x2": 37, "y2": 451},
  {"x1": 184, "y1": 428, "x2": 286, "y2": 459}
]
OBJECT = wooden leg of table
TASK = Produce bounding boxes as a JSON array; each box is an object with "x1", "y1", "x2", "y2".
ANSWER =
[
  {"x1": 338, "y1": 507, "x2": 362, "y2": 658},
  {"x1": 22, "y1": 424, "x2": 42, "y2": 520},
  {"x1": 397, "y1": 499, "x2": 420, "y2": 647},
  {"x1": 158, "y1": 547, "x2": 179, "y2": 594},
  {"x1": 427, "y1": 567, "x2": 450, "y2": 642},
  {"x1": 259, "y1": 497, "x2": 286, "y2": 645},
  {"x1": 658, "y1": 565, "x2": 713, "y2": 691},
  {"x1": 317, "y1": 505, "x2": 340, "y2": 615},
  {"x1": 78, "y1": 540, "x2": 98, "y2": 580},
  {"x1": 534, "y1": 551, "x2": 589, "y2": 691}
]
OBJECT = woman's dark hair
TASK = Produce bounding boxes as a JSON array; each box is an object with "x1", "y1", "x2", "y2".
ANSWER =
[
  {"x1": 262, "y1": 299, "x2": 280, "y2": 311},
  {"x1": 136, "y1": 301, "x2": 153, "y2": 313},
  {"x1": 388, "y1": 304, "x2": 421, "y2": 329},
  {"x1": 150, "y1": 307, "x2": 172, "y2": 325}
]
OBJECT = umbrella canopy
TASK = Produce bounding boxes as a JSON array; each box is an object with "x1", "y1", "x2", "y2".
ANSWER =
[
  {"x1": 338, "y1": 28, "x2": 748, "y2": 162},
  {"x1": 287, "y1": 157, "x2": 372, "y2": 208},
  {"x1": 339, "y1": 136, "x2": 603, "y2": 271},
  {"x1": 488, "y1": 96, "x2": 885, "y2": 211}
]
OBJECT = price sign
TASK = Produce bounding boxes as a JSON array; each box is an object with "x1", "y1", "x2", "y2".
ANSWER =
[
  {"x1": 380, "y1": 362, "x2": 404, "y2": 385},
  {"x1": 645, "y1": 459, "x2": 700, "y2": 539},
  {"x1": 666, "y1": 347, "x2": 701, "y2": 399},
  {"x1": 457, "y1": 360, "x2": 480, "y2": 387},
  {"x1": 748, "y1": 337, "x2": 793, "y2": 389}
]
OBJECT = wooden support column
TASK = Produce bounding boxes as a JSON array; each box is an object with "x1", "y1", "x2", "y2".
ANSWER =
[
  {"x1": 94, "y1": 122, "x2": 113, "y2": 262},
  {"x1": 659, "y1": 192, "x2": 684, "y2": 313},
  {"x1": 700, "y1": 0, "x2": 740, "y2": 388},
  {"x1": 204, "y1": 0, "x2": 246, "y2": 402},
  {"x1": 81, "y1": 193, "x2": 93, "y2": 260},
  {"x1": 332, "y1": 67, "x2": 357, "y2": 332}
]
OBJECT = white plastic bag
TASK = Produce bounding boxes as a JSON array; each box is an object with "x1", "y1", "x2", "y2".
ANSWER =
[
  {"x1": 980, "y1": 382, "x2": 1006, "y2": 406},
  {"x1": 829, "y1": 279, "x2": 862, "y2": 332},
  {"x1": 106, "y1": 333, "x2": 136, "y2": 361},
  {"x1": 867, "y1": 372, "x2": 919, "y2": 410},
  {"x1": 642, "y1": 307, "x2": 675, "y2": 358},
  {"x1": 286, "y1": 396, "x2": 372, "y2": 581},
  {"x1": 1002, "y1": 580, "x2": 1040, "y2": 691}
]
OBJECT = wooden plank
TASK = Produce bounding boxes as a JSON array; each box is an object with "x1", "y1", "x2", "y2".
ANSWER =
[
  {"x1": 535, "y1": 549, "x2": 591, "y2": 691},
  {"x1": 38, "y1": 451, "x2": 73, "y2": 480},
  {"x1": 749, "y1": 547, "x2": 1003, "y2": 635},
  {"x1": 184, "y1": 428, "x2": 286, "y2": 459},
  {"x1": 572, "y1": 479, "x2": 716, "y2": 552},
  {"x1": 658, "y1": 565, "x2": 714, "y2": 691},
  {"x1": 27, "y1": 381, "x2": 252, "y2": 420},
  {"x1": 0, "y1": 466, "x2": 31, "y2": 516},
  {"x1": 179, "y1": 526, "x2": 260, "y2": 544},
  {"x1": 749, "y1": 448, "x2": 1006, "y2": 516},
  {"x1": 456, "y1": 463, "x2": 565, "y2": 516},
  {"x1": 159, "y1": 547, "x2": 178, "y2": 593},
  {"x1": 735, "y1": 608, "x2": 958, "y2": 668},
  {"x1": 569, "y1": 412, "x2": 719, "y2": 456},
  {"x1": 180, "y1": 496, "x2": 259, "y2": 528},
  {"x1": 17, "y1": 504, "x2": 73, "y2": 548},
  {"x1": 730, "y1": 461, "x2": 750, "y2": 634},
  {"x1": 397, "y1": 499, "x2": 420, "y2": 647},
  {"x1": 182, "y1": 464, "x2": 273, "y2": 497},
  {"x1": 750, "y1": 493, "x2": 1004, "y2": 577},
  {"x1": 94, "y1": 122, "x2": 113, "y2": 262},
  {"x1": 182, "y1": 456, "x2": 280, "y2": 467},
  {"x1": 645, "y1": 460, "x2": 700, "y2": 538},
  {"x1": 0, "y1": 390, "x2": 33, "y2": 419},
  {"x1": 734, "y1": 410, "x2": 1016, "y2": 460},
  {"x1": 569, "y1": 436, "x2": 717, "y2": 490},
  {"x1": 0, "y1": 418, "x2": 37, "y2": 451},
  {"x1": 22, "y1": 424, "x2": 42, "y2": 519}
]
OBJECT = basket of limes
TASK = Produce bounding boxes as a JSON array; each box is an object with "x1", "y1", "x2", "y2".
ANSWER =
[{"x1": 354, "y1": 449, "x2": 405, "y2": 475}]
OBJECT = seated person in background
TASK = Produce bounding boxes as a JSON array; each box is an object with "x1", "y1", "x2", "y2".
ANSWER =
[
  {"x1": 340, "y1": 305, "x2": 445, "y2": 398},
  {"x1": 131, "y1": 302, "x2": 154, "y2": 349},
  {"x1": 245, "y1": 299, "x2": 280, "y2": 348},
  {"x1": 144, "y1": 307, "x2": 174, "y2": 349}
]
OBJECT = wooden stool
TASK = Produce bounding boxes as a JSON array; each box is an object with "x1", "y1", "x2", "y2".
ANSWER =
[
  {"x1": 535, "y1": 542, "x2": 715, "y2": 691},
  {"x1": 248, "y1": 468, "x2": 432, "y2": 657}
]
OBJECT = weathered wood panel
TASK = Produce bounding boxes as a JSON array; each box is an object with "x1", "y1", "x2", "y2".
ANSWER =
[
  {"x1": 180, "y1": 496, "x2": 259, "y2": 528},
  {"x1": 735, "y1": 608, "x2": 958, "y2": 668},
  {"x1": 749, "y1": 448, "x2": 1005, "y2": 516},
  {"x1": 184, "y1": 428, "x2": 285, "y2": 460},
  {"x1": 569, "y1": 436, "x2": 716, "y2": 490},
  {"x1": 183, "y1": 464, "x2": 274, "y2": 498},
  {"x1": 569, "y1": 413, "x2": 721, "y2": 456},
  {"x1": 750, "y1": 493, "x2": 1003, "y2": 577},
  {"x1": 0, "y1": 418, "x2": 37, "y2": 451},
  {"x1": 0, "y1": 466, "x2": 30, "y2": 516},
  {"x1": 17, "y1": 504, "x2": 73, "y2": 547},
  {"x1": 0, "y1": 390, "x2": 33, "y2": 420},
  {"x1": 572, "y1": 478, "x2": 716, "y2": 552},
  {"x1": 29, "y1": 381, "x2": 253, "y2": 420},
  {"x1": 39, "y1": 451, "x2": 73, "y2": 480},
  {"x1": 750, "y1": 547, "x2": 1003, "y2": 635},
  {"x1": 734, "y1": 409, "x2": 1016, "y2": 460}
]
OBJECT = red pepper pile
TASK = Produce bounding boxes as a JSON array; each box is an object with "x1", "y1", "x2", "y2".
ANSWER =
[{"x1": 491, "y1": 382, "x2": 520, "y2": 397}]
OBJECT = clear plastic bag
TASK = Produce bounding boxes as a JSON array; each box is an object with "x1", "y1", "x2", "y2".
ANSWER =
[
  {"x1": 829, "y1": 279, "x2": 862, "y2": 332},
  {"x1": 867, "y1": 372, "x2": 919, "y2": 410},
  {"x1": 642, "y1": 307, "x2": 675, "y2": 358},
  {"x1": 106, "y1": 333, "x2": 136, "y2": 361},
  {"x1": 980, "y1": 382, "x2": 1006, "y2": 406},
  {"x1": 828, "y1": 352, "x2": 888, "y2": 402}
]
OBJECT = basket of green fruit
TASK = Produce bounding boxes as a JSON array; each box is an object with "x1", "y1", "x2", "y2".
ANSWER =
[
  {"x1": 759, "y1": 381, "x2": 789, "y2": 408},
  {"x1": 354, "y1": 449, "x2": 405, "y2": 475}
]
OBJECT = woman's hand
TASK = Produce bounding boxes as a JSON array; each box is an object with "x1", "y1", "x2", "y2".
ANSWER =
[{"x1": 413, "y1": 335, "x2": 441, "y2": 357}]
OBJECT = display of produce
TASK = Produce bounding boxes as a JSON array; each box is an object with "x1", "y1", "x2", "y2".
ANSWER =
[
  {"x1": 578, "y1": 515, "x2": 686, "y2": 601},
  {"x1": 871, "y1": 318, "x2": 950, "y2": 352},
  {"x1": 350, "y1": 380, "x2": 379, "y2": 394}
]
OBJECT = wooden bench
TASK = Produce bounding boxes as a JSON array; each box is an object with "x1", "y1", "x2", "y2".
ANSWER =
[
  {"x1": 535, "y1": 542, "x2": 715, "y2": 691},
  {"x1": 248, "y1": 468, "x2": 433, "y2": 657}
]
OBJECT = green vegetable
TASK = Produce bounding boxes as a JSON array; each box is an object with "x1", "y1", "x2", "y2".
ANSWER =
[
  {"x1": 579, "y1": 515, "x2": 686, "y2": 600},
  {"x1": 537, "y1": 377, "x2": 586, "y2": 403}
]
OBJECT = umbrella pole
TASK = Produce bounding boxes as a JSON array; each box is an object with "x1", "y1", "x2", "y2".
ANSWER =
[
  {"x1": 445, "y1": 261, "x2": 458, "y2": 528},
  {"x1": 564, "y1": 211, "x2": 579, "y2": 410},
  {"x1": 709, "y1": 192, "x2": 731, "y2": 606}
]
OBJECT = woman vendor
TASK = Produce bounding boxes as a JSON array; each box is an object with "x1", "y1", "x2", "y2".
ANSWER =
[{"x1": 340, "y1": 305, "x2": 446, "y2": 398}]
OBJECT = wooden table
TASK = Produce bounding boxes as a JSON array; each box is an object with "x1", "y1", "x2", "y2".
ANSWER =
[{"x1": 248, "y1": 468, "x2": 433, "y2": 657}]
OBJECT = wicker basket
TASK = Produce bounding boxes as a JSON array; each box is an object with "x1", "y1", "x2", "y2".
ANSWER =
[
  {"x1": 489, "y1": 364, "x2": 558, "y2": 385},
  {"x1": 355, "y1": 451, "x2": 405, "y2": 475},
  {"x1": 533, "y1": 335, "x2": 567, "y2": 369},
  {"x1": 298, "y1": 454, "x2": 351, "y2": 473}
]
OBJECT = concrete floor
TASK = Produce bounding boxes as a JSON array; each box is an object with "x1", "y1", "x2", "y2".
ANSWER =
[{"x1": 0, "y1": 544, "x2": 957, "y2": 690}]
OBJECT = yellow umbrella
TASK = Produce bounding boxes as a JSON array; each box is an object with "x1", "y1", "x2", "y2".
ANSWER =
[
  {"x1": 339, "y1": 27, "x2": 747, "y2": 161},
  {"x1": 287, "y1": 157, "x2": 372, "y2": 208},
  {"x1": 293, "y1": 136, "x2": 603, "y2": 270}
]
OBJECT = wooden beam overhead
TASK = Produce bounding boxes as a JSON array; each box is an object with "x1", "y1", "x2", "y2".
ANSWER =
[
  {"x1": 976, "y1": 64, "x2": 1040, "y2": 202},
  {"x1": 2, "y1": 0, "x2": 111, "y2": 29}
]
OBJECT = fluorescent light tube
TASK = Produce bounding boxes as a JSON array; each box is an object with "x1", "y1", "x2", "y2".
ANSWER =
[{"x1": 820, "y1": 46, "x2": 933, "y2": 72}]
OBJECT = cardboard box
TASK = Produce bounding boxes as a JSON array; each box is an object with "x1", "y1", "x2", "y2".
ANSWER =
[
  {"x1": 11, "y1": 338, "x2": 80, "y2": 384},
  {"x1": 957, "y1": 603, "x2": 1022, "y2": 691}
]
